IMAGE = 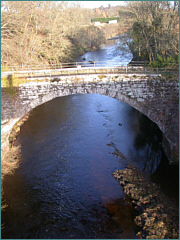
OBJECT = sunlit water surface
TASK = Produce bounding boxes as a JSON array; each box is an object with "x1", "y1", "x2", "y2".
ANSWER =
[{"x1": 76, "y1": 38, "x2": 133, "y2": 66}]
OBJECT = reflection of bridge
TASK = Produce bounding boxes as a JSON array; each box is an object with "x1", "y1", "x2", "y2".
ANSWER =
[
  {"x1": 2, "y1": 61, "x2": 178, "y2": 78},
  {"x1": 1, "y1": 64, "x2": 179, "y2": 165}
]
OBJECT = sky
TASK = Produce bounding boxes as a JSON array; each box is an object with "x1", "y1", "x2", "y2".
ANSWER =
[{"x1": 78, "y1": 1, "x2": 126, "y2": 9}]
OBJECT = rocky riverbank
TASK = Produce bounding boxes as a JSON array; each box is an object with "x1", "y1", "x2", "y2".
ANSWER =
[{"x1": 112, "y1": 165, "x2": 179, "y2": 239}]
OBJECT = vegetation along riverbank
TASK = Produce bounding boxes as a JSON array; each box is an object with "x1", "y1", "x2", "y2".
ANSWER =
[
  {"x1": 118, "y1": 1, "x2": 179, "y2": 67},
  {"x1": 1, "y1": 113, "x2": 30, "y2": 209},
  {"x1": 1, "y1": 1, "x2": 178, "y2": 69}
]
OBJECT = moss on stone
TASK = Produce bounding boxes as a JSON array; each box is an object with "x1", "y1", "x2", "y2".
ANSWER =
[{"x1": 98, "y1": 74, "x2": 107, "y2": 80}]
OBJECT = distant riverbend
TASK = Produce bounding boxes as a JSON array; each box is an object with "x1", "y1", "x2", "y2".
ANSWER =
[{"x1": 75, "y1": 37, "x2": 133, "y2": 66}]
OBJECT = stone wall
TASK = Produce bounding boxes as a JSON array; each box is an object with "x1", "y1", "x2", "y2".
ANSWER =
[{"x1": 1, "y1": 74, "x2": 179, "y2": 164}]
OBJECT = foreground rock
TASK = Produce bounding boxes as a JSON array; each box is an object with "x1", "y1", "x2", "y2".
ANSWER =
[{"x1": 112, "y1": 165, "x2": 179, "y2": 239}]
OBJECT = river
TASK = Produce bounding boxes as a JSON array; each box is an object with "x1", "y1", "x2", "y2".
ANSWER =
[
  {"x1": 1, "y1": 40, "x2": 178, "y2": 239},
  {"x1": 75, "y1": 38, "x2": 133, "y2": 66}
]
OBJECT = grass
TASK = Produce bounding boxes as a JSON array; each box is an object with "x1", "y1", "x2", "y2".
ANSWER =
[
  {"x1": 1, "y1": 113, "x2": 30, "y2": 210},
  {"x1": 1, "y1": 75, "x2": 27, "y2": 88},
  {"x1": 1, "y1": 75, "x2": 51, "y2": 88},
  {"x1": 1, "y1": 145, "x2": 21, "y2": 210},
  {"x1": 1, "y1": 65, "x2": 11, "y2": 72},
  {"x1": 1, "y1": 146, "x2": 21, "y2": 180},
  {"x1": 91, "y1": 17, "x2": 120, "y2": 23}
]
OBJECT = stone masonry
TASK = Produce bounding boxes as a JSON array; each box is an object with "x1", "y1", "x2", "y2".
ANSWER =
[{"x1": 1, "y1": 74, "x2": 179, "y2": 165}]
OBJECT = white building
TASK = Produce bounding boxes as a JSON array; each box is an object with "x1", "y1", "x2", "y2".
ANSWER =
[
  {"x1": 108, "y1": 20, "x2": 117, "y2": 24},
  {"x1": 94, "y1": 21, "x2": 101, "y2": 26}
]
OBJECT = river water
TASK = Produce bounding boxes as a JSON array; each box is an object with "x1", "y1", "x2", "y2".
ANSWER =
[
  {"x1": 76, "y1": 38, "x2": 133, "y2": 66},
  {"x1": 1, "y1": 41, "x2": 178, "y2": 239}
]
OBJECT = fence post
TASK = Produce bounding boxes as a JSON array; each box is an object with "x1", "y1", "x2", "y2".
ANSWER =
[{"x1": 12, "y1": 67, "x2": 14, "y2": 77}]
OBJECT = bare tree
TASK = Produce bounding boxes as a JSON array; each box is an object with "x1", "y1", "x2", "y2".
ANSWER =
[
  {"x1": 1, "y1": 1, "x2": 105, "y2": 67},
  {"x1": 120, "y1": 1, "x2": 179, "y2": 63}
]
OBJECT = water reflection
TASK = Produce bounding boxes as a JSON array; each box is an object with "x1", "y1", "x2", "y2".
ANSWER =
[
  {"x1": 2, "y1": 94, "x2": 171, "y2": 239},
  {"x1": 129, "y1": 109, "x2": 162, "y2": 173}
]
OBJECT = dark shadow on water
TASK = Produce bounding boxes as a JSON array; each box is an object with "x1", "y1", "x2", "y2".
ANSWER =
[
  {"x1": 131, "y1": 109, "x2": 179, "y2": 203},
  {"x1": 150, "y1": 151, "x2": 179, "y2": 203}
]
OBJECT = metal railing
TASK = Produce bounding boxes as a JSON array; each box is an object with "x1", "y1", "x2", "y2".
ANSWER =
[
  {"x1": 1, "y1": 61, "x2": 179, "y2": 78},
  {"x1": 2, "y1": 61, "x2": 135, "y2": 71}
]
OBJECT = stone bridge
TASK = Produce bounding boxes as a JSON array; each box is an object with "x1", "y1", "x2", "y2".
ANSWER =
[{"x1": 1, "y1": 73, "x2": 179, "y2": 165}]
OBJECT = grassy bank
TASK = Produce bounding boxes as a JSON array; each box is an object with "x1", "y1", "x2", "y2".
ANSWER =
[
  {"x1": 1, "y1": 114, "x2": 30, "y2": 210},
  {"x1": 1, "y1": 145, "x2": 21, "y2": 210}
]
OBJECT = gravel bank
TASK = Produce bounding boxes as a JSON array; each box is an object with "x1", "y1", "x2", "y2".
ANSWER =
[{"x1": 112, "y1": 165, "x2": 179, "y2": 239}]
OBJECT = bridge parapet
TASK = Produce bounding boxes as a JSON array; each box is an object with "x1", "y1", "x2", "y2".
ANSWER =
[{"x1": 1, "y1": 61, "x2": 178, "y2": 79}]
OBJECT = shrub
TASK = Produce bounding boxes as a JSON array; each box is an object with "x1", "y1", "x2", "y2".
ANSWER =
[{"x1": 150, "y1": 55, "x2": 179, "y2": 68}]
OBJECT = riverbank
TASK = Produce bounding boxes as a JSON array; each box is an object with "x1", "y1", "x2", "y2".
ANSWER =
[
  {"x1": 1, "y1": 113, "x2": 30, "y2": 209},
  {"x1": 112, "y1": 165, "x2": 179, "y2": 239},
  {"x1": 1, "y1": 145, "x2": 21, "y2": 208}
]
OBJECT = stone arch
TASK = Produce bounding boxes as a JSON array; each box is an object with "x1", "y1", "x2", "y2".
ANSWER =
[
  {"x1": 20, "y1": 84, "x2": 170, "y2": 161},
  {"x1": 1, "y1": 76, "x2": 178, "y2": 165}
]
